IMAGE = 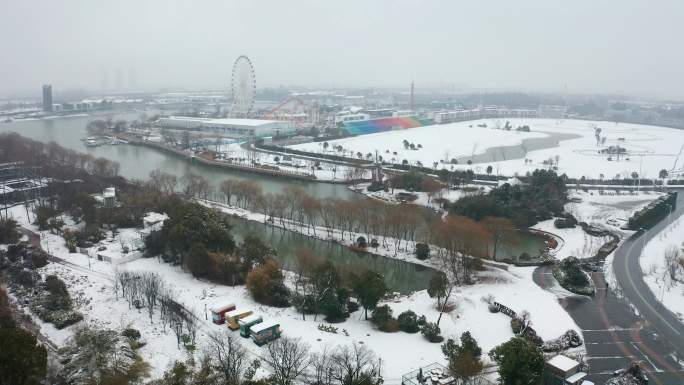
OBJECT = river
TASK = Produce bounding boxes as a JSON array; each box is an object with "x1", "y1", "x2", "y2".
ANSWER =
[
  {"x1": 0, "y1": 112, "x2": 550, "y2": 292},
  {"x1": 1, "y1": 112, "x2": 432, "y2": 292},
  {"x1": 0, "y1": 112, "x2": 356, "y2": 200}
]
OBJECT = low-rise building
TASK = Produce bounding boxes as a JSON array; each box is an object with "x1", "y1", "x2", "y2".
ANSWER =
[
  {"x1": 158, "y1": 116, "x2": 293, "y2": 138},
  {"x1": 542, "y1": 355, "x2": 590, "y2": 385}
]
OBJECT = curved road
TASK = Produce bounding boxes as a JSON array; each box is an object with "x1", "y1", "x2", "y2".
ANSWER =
[
  {"x1": 611, "y1": 190, "x2": 684, "y2": 354},
  {"x1": 534, "y1": 189, "x2": 684, "y2": 385}
]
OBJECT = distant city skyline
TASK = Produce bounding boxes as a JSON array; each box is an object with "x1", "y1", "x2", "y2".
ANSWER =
[{"x1": 2, "y1": 0, "x2": 684, "y2": 100}]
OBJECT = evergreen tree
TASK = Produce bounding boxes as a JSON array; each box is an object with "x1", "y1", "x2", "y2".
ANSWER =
[
  {"x1": 489, "y1": 337, "x2": 544, "y2": 385},
  {"x1": 352, "y1": 270, "x2": 387, "y2": 320},
  {"x1": 427, "y1": 272, "x2": 448, "y2": 307},
  {"x1": 0, "y1": 328, "x2": 47, "y2": 385}
]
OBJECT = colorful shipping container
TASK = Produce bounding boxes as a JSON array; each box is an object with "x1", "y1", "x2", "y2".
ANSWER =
[{"x1": 209, "y1": 303, "x2": 236, "y2": 325}]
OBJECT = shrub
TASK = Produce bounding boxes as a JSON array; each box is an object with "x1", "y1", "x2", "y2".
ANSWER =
[
  {"x1": 31, "y1": 252, "x2": 49, "y2": 268},
  {"x1": 371, "y1": 305, "x2": 393, "y2": 331},
  {"x1": 122, "y1": 328, "x2": 141, "y2": 341},
  {"x1": 45, "y1": 275, "x2": 68, "y2": 296},
  {"x1": 421, "y1": 322, "x2": 443, "y2": 342},
  {"x1": 397, "y1": 310, "x2": 420, "y2": 333},
  {"x1": 370, "y1": 238, "x2": 379, "y2": 248},
  {"x1": 0, "y1": 218, "x2": 19, "y2": 244},
  {"x1": 415, "y1": 243, "x2": 430, "y2": 260},
  {"x1": 246, "y1": 259, "x2": 290, "y2": 307},
  {"x1": 383, "y1": 318, "x2": 400, "y2": 332},
  {"x1": 560, "y1": 257, "x2": 589, "y2": 286},
  {"x1": 356, "y1": 236, "x2": 367, "y2": 248}
]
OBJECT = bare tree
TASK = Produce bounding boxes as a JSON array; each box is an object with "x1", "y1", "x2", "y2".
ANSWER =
[
  {"x1": 182, "y1": 173, "x2": 211, "y2": 199},
  {"x1": 206, "y1": 331, "x2": 250, "y2": 385},
  {"x1": 663, "y1": 245, "x2": 681, "y2": 284},
  {"x1": 220, "y1": 179, "x2": 236, "y2": 206},
  {"x1": 263, "y1": 337, "x2": 310, "y2": 385},
  {"x1": 149, "y1": 169, "x2": 178, "y2": 194},
  {"x1": 330, "y1": 344, "x2": 383, "y2": 385},
  {"x1": 308, "y1": 347, "x2": 334, "y2": 385},
  {"x1": 141, "y1": 272, "x2": 163, "y2": 323}
]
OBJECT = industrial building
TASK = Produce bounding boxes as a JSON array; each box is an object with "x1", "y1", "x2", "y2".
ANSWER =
[
  {"x1": 433, "y1": 107, "x2": 539, "y2": 124},
  {"x1": 158, "y1": 116, "x2": 294, "y2": 138}
]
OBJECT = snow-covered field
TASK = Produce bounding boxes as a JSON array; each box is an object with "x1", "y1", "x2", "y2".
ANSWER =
[
  {"x1": 291, "y1": 120, "x2": 544, "y2": 169},
  {"x1": 290, "y1": 119, "x2": 684, "y2": 179},
  {"x1": 533, "y1": 190, "x2": 661, "y2": 261},
  {"x1": 4, "y1": 204, "x2": 582, "y2": 379},
  {"x1": 216, "y1": 141, "x2": 371, "y2": 182},
  {"x1": 640, "y1": 217, "x2": 684, "y2": 322}
]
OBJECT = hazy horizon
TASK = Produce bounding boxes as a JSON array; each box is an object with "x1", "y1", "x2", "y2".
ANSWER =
[{"x1": 2, "y1": 0, "x2": 684, "y2": 100}]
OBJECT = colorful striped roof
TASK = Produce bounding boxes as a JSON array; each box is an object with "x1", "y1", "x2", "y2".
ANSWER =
[{"x1": 342, "y1": 117, "x2": 431, "y2": 136}]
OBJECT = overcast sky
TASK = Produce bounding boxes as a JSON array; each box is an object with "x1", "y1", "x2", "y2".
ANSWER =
[{"x1": 2, "y1": 0, "x2": 683, "y2": 99}]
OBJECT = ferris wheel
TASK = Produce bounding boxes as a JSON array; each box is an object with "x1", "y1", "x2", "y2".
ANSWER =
[{"x1": 230, "y1": 55, "x2": 256, "y2": 117}]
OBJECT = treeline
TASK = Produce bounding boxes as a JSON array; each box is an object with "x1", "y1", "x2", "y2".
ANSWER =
[
  {"x1": 450, "y1": 169, "x2": 567, "y2": 227},
  {"x1": 254, "y1": 142, "x2": 371, "y2": 165},
  {"x1": 627, "y1": 192, "x2": 677, "y2": 230},
  {"x1": 0, "y1": 132, "x2": 122, "y2": 181},
  {"x1": 145, "y1": 169, "x2": 522, "y2": 274},
  {"x1": 0, "y1": 285, "x2": 48, "y2": 385},
  {"x1": 150, "y1": 334, "x2": 383, "y2": 385}
]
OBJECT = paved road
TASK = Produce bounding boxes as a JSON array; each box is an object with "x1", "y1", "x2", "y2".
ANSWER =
[{"x1": 533, "y1": 190, "x2": 684, "y2": 385}]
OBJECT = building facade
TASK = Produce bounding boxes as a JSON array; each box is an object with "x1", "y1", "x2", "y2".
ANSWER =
[
  {"x1": 158, "y1": 116, "x2": 294, "y2": 138},
  {"x1": 42, "y1": 84, "x2": 53, "y2": 112}
]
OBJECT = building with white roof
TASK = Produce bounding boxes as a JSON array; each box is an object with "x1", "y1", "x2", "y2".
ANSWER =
[
  {"x1": 542, "y1": 354, "x2": 588, "y2": 385},
  {"x1": 158, "y1": 116, "x2": 294, "y2": 138}
]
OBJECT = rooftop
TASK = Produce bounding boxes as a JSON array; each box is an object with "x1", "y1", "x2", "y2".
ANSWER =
[
  {"x1": 250, "y1": 319, "x2": 279, "y2": 333},
  {"x1": 162, "y1": 116, "x2": 279, "y2": 127},
  {"x1": 209, "y1": 303, "x2": 235, "y2": 313},
  {"x1": 547, "y1": 354, "x2": 580, "y2": 372},
  {"x1": 566, "y1": 372, "x2": 588, "y2": 383},
  {"x1": 226, "y1": 309, "x2": 252, "y2": 318},
  {"x1": 238, "y1": 314, "x2": 262, "y2": 325}
]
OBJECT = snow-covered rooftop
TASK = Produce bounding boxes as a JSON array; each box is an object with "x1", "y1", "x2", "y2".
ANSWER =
[
  {"x1": 163, "y1": 116, "x2": 279, "y2": 127},
  {"x1": 238, "y1": 314, "x2": 262, "y2": 325},
  {"x1": 209, "y1": 303, "x2": 235, "y2": 313},
  {"x1": 250, "y1": 319, "x2": 279, "y2": 333},
  {"x1": 566, "y1": 372, "x2": 587, "y2": 383},
  {"x1": 547, "y1": 354, "x2": 580, "y2": 372},
  {"x1": 225, "y1": 308, "x2": 252, "y2": 318}
]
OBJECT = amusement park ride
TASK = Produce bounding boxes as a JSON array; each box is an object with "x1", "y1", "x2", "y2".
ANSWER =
[{"x1": 229, "y1": 54, "x2": 318, "y2": 129}]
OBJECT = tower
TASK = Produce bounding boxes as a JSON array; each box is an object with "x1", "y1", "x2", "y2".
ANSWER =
[
  {"x1": 410, "y1": 81, "x2": 415, "y2": 112},
  {"x1": 42, "y1": 84, "x2": 53, "y2": 112}
]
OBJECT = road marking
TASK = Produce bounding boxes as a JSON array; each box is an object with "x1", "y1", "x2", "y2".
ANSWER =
[
  {"x1": 583, "y1": 328, "x2": 641, "y2": 332},
  {"x1": 622, "y1": 237, "x2": 682, "y2": 336},
  {"x1": 632, "y1": 342, "x2": 663, "y2": 372}
]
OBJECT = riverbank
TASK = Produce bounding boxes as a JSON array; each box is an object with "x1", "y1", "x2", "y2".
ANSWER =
[
  {"x1": 200, "y1": 199, "x2": 515, "y2": 273},
  {"x1": 124, "y1": 136, "x2": 321, "y2": 181}
]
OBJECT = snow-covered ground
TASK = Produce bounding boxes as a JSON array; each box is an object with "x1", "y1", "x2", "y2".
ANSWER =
[
  {"x1": 534, "y1": 190, "x2": 661, "y2": 261},
  {"x1": 291, "y1": 121, "x2": 543, "y2": 169},
  {"x1": 3, "y1": 204, "x2": 583, "y2": 379},
  {"x1": 350, "y1": 183, "x2": 490, "y2": 211},
  {"x1": 214, "y1": 141, "x2": 371, "y2": 182},
  {"x1": 640, "y1": 217, "x2": 684, "y2": 323},
  {"x1": 290, "y1": 119, "x2": 684, "y2": 180}
]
